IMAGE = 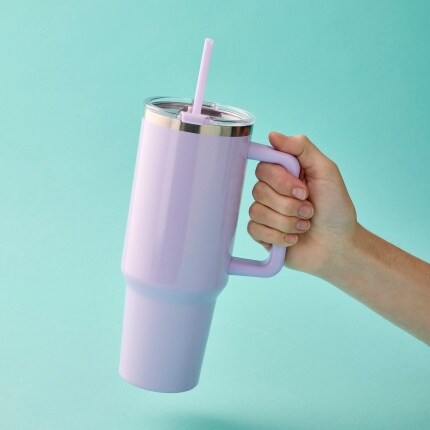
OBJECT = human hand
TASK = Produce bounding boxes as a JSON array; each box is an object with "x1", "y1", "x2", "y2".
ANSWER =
[{"x1": 248, "y1": 132, "x2": 358, "y2": 277}]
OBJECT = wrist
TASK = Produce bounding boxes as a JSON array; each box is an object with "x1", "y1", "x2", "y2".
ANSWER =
[{"x1": 316, "y1": 222, "x2": 367, "y2": 284}]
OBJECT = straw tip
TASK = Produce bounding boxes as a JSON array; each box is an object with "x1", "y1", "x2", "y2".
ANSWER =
[{"x1": 204, "y1": 38, "x2": 214, "y2": 46}]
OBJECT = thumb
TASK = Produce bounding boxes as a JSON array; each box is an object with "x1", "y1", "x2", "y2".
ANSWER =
[{"x1": 268, "y1": 132, "x2": 327, "y2": 174}]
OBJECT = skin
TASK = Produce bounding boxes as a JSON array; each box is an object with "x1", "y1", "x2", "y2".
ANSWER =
[{"x1": 248, "y1": 132, "x2": 430, "y2": 345}]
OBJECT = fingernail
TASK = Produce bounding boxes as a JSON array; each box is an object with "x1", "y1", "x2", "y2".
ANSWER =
[
  {"x1": 292, "y1": 187, "x2": 307, "y2": 200},
  {"x1": 296, "y1": 219, "x2": 310, "y2": 231},
  {"x1": 284, "y1": 234, "x2": 298, "y2": 244},
  {"x1": 299, "y1": 205, "x2": 313, "y2": 218}
]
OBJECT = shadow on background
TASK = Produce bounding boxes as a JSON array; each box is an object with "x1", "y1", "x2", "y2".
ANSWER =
[{"x1": 138, "y1": 411, "x2": 301, "y2": 430}]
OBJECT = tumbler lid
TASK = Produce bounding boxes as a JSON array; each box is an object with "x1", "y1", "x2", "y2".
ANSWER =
[{"x1": 144, "y1": 96, "x2": 255, "y2": 137}]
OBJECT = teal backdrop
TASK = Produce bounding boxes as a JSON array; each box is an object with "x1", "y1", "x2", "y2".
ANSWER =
[{"x1": 1, "y1": 1, "x2": 429, "y2": 429}]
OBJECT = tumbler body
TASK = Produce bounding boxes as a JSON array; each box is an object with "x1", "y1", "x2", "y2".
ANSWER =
[
  {"x1": 120, "y1": 99, "x2": 253, "y2": 392},
  {"x1": 122, "y1": 118, "x2": 250, "y2": 297}
]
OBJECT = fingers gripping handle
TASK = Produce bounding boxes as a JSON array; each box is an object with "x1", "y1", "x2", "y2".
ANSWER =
[
  {"x1": 228, "y1": 142, "x2": 301, "y2": 277},
  {"x1": 247, "y1": 142, "x2": 300, "y2": 177}
]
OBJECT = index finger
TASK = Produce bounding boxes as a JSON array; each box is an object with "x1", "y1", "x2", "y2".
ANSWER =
[{"x1": 255, "y1": 162, "x2": 308, "y2": 200}]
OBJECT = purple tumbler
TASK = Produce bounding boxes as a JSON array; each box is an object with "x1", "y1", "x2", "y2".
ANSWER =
[{"x1": 119, "y1": 40, "x2": 300, "y2": 392}]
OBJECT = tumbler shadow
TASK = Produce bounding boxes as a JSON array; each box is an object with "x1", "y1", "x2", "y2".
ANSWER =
[{"x1": 141, "y1": 411, "x2": 300, "y2": 430}]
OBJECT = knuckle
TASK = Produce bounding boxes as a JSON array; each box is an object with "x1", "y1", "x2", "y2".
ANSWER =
[
  {"x1": 273, "y1": 172, "x2": 287, "y2": 193},
  {"x1": 255, "y1": 162, "x2": 265, "y2": 179},
  {"x1": 330, "y1": 160, "x2": 340, "y2": 172},
  {"x1": 282, "y1": 217, "x2": 294, "y2": 233},
  {"x1": 269, "y1": 228, "x2": 284, "y2": 245},
  {"x1": 257, "y1": 164, "x2": 286, "y2": 194},
  {"x1": 283, "y1": 199, "x2": 294, "y2": 216},
  {"x1": 247, "y1": 220, "x2": 256, "y2": 236},
  {"x1": 322, "y1": 157, "x2": 339, "y2": 175},
  {"x1": 252, "y1": 181, "x2": 266, "y2": 201},
  {"x1": 251, "y1": 183, "x2": 259, "y2": 200},
  {"x1": 272, "y1": 175, "x2": 282, "y2": 190},
  {"x1": 248, "y1": 202, "x2": 259, "y2": 219}
]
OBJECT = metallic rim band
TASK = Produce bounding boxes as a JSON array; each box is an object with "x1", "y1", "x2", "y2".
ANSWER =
[{"x1": 144, "y1": 109, "x2": 253, "y2": 137}]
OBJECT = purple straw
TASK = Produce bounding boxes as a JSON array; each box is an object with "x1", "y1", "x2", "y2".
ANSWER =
[{"x1": 191, "y1": 38, "x2": 214, "y2": 115}]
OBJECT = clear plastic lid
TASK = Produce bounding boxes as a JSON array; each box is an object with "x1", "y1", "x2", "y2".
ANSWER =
[
  {"x1": 144, "y1": 96, "x2": 255, "y2": 137},
  {"x1": 145, "y1": 96, "x2": 255, "y2": 126}
]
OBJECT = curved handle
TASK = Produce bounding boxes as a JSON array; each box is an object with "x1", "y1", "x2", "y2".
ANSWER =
[{"x1": 228, "y1": 142, "x2": 301, "y2": 278}]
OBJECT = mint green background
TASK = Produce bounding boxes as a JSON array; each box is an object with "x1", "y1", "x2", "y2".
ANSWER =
[{"x1": 1, "y1": 1, "x2": 429, "y2": 429}]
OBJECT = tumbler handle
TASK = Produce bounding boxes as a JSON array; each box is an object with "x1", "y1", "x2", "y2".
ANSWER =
[{"x1": 228, "y1": 142, "x2": 301, "y2": 277}]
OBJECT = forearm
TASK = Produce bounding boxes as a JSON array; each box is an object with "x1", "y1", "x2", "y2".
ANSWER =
[{"x1": 320, "y1": 224, "x2": 430, "y2": 344}]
